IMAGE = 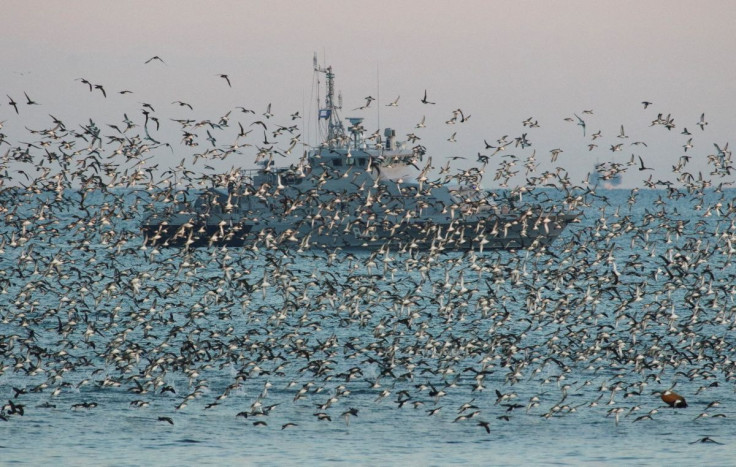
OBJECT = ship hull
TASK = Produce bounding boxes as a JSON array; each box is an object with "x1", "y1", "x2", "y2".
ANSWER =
[{"x1": 142, "y1": 212, "x2": 577, "y2": 251}]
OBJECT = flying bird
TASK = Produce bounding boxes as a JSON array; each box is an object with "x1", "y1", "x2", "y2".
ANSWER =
[
  {"x1": 354, "y1": 96, "x2": 375, "y2": 110},
  {"x1": 638, "y1": 155, "x2": 653, "y2": 171},
  {"x1": 263, "y1": 103, "x2": 273, "y2": 119},
  {"x1": 145, "y1": 56, "x2": 166, "y2": 64},
  {"x1": 76, "y1": 77, "x2": 93, "y2": 91},
  {"x1": 219, "y1": 74, "x2": 232, "y2": 87},
  {"x1": 172, "y1": 101, "x2": 193, "y2": 110},
  {"x1": 7, "y1": 95, "x2": 19, "y2": 114},
  {"x1": 617, "y1": 125, "x2": 628, "y2": 138},
  {"x1": 574, "y1": 113, "x2": 586, "y2": 137},
  {"x1": 689, "y1": 437, "x2": 723, "y2": 445},
  {"x1": 550, "y1": 148, "x2": 563, "y2": 162},
  {"x1": 420, "y1": 90, "x2": 435, "y2": 104},
  {"x1": 682, "y1": 138, "x2": 693, "y2": 152},
  {"x1": 24, "y1": 92, "x2": 39, "y2": 105},
  {"x1": 386, "y1": 96, "x2": 400, "y2": 107},
  {"x1": 697, "y1": 113, "x2": 708, "y2": 130},
  {"x1": 94, "y1": 84, "x2": 107, "y2": 98}
]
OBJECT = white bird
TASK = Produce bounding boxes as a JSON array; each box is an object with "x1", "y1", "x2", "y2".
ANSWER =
[
  {"x1": 617, "y1": 125, "x2": 628, "y2": 139},
  {"x1": 683, "y1": 138, "x2": 693, "y2": 152},
  {"x1": 697, "y1": 113, "x2": 708, "y2": 130}
]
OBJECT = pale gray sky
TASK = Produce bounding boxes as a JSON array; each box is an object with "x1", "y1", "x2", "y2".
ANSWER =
[{"x1": 3, "y1": 0, "x2": 735, "y2": 188}]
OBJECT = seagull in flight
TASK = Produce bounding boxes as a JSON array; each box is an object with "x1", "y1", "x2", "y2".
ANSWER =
[
  {"x1": 574, "y1": 113, "x2": 586, "y2": 137},
  {"x1": 420, "y1": 90, "x2": 435, "y2": 104},
  {"x1": 354, "y1": 96, "x2": 375, "y2": 110},
  {"x1": 263, "y1": 103, "x2": 273, "y2": 119},
  {"x1": 23, "y1": 92, "x2": 39, "y2": 105},
  {"x1": 219, "y1": 74, "x2": 232, "y2": 87},
  {"x1": 145, "y1": 56, "x2": 166, "y2": 64},
  {"x1": 94, "y1": 84, "x2": 107, "y2": 97},
  {"x1": 697, "y1": 113, "x2": 708, "y2": 130},
  {"x1": 386, "y1": 96, "x2": 400, "y2": 107},
  {"x1": 172, "y1": 100, "x2": 193, "y2": 110},
  {"x1": 638, "y1": 155, "x2": 653, "y2": 171},
  {"x1": 76, "y1": 78, "x2": 93, "y2": 92},
  {"x1": 7, "y1": 95, "x2": 19, "y2": 114}
]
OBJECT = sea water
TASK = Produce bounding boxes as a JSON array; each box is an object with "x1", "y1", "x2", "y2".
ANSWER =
[{"x1": 0, "y1": 188, "x2": 735, "y2": 466}]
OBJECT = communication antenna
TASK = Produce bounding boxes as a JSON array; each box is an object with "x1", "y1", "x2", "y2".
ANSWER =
[{"x1": 313, "y1": 53, "x2": 345, "y2": 146}]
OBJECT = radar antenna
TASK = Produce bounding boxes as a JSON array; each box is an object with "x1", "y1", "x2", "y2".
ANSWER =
[{"x1": 314, "y1": 60, "x2": 346, "y2": 148}]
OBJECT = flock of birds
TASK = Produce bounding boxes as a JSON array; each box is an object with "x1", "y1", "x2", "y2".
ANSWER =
[{"x1": 1, "y1": 57, "x2": 735, "y2": 451}]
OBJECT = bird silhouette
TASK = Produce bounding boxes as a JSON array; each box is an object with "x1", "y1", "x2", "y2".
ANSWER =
[
  {"x1": 24, "y1": 92, "x2": 39, "y2": 105},
  {"x1": 638, "y1": 156, "x2": 653, "y2": 171},
  {"x1": 420, "y1": 90, "x2": 435, "y2": 104},
  {"x1": 6, "y1": 95, "x2": 19, "y2": 114},
  {"x1": 145, "y1": 56, "x2": 166, "y2": 64}
]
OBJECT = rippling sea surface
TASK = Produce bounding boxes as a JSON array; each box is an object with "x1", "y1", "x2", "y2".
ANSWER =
[{"x1": 1, "y1": 188, "x2": 735, "y2": 466}]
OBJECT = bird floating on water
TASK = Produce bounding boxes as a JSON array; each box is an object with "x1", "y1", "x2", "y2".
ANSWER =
[{"x1": 660, "y1": 390, "x2": 687, "y2": 408}]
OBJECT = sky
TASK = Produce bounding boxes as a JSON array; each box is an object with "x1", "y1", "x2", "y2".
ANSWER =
[{"x1": 2, "y1": 0, "x2": 735, "y2": 189}]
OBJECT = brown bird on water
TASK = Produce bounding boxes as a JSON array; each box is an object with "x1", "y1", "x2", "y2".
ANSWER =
[{"x1": 660, "y1": 390, "x2": 687, "y2": 408}]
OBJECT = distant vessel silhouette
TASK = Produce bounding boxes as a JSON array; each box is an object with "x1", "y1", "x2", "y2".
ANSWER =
[
  {"x1": 590, "y1": 161, "x2": 623, "y2": 188},
  {"x1": 142, "y1": 61, "x2": 578, "y2": 250}
]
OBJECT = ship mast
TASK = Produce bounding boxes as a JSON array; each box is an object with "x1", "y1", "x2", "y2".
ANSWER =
[{"x1": 314, "y1": 55, "x2": 346, "y2": 148}]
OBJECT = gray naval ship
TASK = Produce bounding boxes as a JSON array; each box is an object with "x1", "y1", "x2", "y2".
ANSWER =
[{"x1": 142, "y1": 62, "x2": 578, "y2": 251}]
